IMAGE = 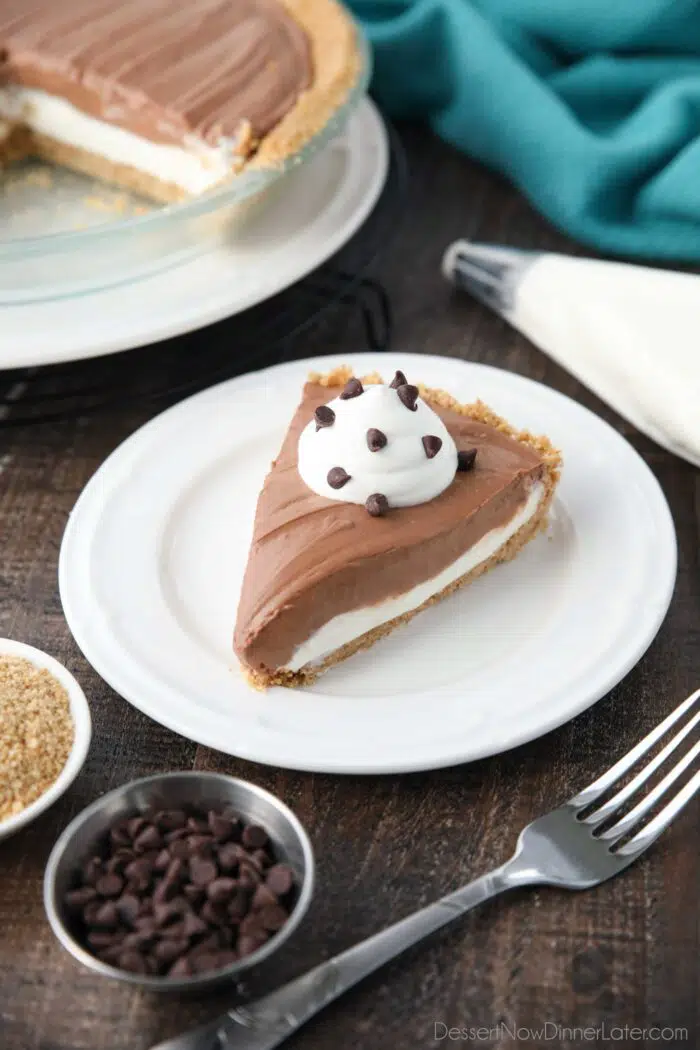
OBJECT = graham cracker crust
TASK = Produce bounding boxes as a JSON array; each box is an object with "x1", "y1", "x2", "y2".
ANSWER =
[{"x1": 242, "y1": 366, "x2": 562, "y2": 690}]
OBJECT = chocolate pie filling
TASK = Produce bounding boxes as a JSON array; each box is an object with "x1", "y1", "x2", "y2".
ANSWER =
[{"x1": 0, "y1": 0, "x2": 312, "y2": 150}]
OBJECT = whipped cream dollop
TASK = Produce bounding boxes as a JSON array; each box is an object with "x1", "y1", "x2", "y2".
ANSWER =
[{"x1": 297, "y1": 373, "x2": 459, "y2": 513}]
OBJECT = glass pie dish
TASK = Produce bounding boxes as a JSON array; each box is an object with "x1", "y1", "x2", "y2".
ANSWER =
[{"x1": 0, "y1": 31, "x2": 370, "y2": 306}]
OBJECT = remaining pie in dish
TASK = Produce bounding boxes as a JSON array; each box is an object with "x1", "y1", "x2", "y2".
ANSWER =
[
  {"x1": 234, "y1": 366, "x2": 562, "y2": 689},
  {"x1": 0, "y1": 0, "x2": 362, "y2": 202}
]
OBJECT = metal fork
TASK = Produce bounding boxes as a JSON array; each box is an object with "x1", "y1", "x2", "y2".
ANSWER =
[{"x1": 152, "y1": 688, "x2": 700, "y2": 1050}]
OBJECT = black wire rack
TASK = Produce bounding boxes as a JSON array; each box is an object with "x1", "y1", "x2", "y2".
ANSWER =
[{"x1": 0, "y1": 123, "x2": 408, "y2": 429}]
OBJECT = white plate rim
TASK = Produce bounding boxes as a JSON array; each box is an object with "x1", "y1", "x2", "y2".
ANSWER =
[
  {"x1": 0, "y1": 99, "x2": 388, "y2": 369},
  {"x1": 59, "y1": 353, "x2": 678, "y2": 774}
]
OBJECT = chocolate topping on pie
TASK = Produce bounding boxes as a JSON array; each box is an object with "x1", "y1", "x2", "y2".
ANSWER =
[{"x1": 389, "y1": 371, "x2": 407, "y2": 389}]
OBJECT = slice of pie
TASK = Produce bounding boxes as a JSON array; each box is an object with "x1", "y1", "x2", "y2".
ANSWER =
[
  {"x1": 0, "y1": 0, "x2": 362, "y2": 202},
  {"x1": 234, "y1": 366, "x2": 561, "y2": 689}
]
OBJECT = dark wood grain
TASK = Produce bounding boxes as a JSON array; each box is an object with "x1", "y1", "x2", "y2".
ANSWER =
[{"x1": 1, "y1": 124, "x2": 698, "y2": 1050}]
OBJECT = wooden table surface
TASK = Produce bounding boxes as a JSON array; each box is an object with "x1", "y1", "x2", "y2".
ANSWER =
[{"x1": 1, "y1": 124, "x2": 698, "y2": 1050}]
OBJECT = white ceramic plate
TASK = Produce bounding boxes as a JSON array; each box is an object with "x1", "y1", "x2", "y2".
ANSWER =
[
  {"x1": 59, "y1": 353, "x2": 677, "y2": 774},
  {"x1": 0, "y1": 639, "x2": 92, "y2": 839},
  {"x1": 0, "y1": 100, "x2": 388, "y2": 368}
]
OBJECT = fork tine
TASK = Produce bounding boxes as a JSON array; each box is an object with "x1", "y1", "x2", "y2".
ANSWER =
[
  {"x1": 615, "y1": 765, "x2": 700, "y2": 856},
  {"x1": 571, "y1": 688, "x2": 700, "y2": 809},
  {"x1": 598, "y1": 737, "x2": 700, "y2": 842},
  {"x1": 581, "y1": 707, "x2": 700, "y2": 824}
]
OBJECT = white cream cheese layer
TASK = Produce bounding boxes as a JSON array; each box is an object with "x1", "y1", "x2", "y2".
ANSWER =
[
  {"x1": 0, "y1": 86, "x2": 233, "y2": 194},
  {"x1": 284, "y1": 480, "x2": 545, "y2": 671}
]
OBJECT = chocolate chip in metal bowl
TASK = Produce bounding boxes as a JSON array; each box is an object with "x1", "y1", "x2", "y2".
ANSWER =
[{"x1": 43, "y1": 772, "x2": 314, "y2": 990}]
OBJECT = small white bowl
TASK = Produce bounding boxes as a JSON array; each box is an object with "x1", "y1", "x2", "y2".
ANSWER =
[{"x1": 0, "y1": 638, "x2": 92, "y2": 841}]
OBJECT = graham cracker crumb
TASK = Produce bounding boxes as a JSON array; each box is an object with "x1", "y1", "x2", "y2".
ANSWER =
[{"x1": 0, "y1": 655, "x2": 74, "y2": 821}]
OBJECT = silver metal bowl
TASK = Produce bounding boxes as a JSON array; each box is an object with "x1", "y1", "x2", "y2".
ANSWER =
[{"x1": 43, "y1": 771, "x2": 315, "y2": 992}]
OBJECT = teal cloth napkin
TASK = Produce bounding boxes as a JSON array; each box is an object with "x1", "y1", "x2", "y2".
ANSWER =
[{"x1": 348, "y1": 0, "x2": 700, "y2": 261}]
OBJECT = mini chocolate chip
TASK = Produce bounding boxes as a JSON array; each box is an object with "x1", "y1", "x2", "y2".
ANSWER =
[
  {"x1": 93, "y1": 901, "x2": 119, "y2": 928},
  {"x1": 228, "y1": 889, "x2": 249, "y2": 920},
  {"x1": 396, "y1": 383, "x2": 419, "y2": 411},
  {"x1": 190, "y1": 933, "x2": 222, "y2": 956},
  {"x1": 251, "y1": 848, "x2": 271, "y2": 869},
  {"x1": 265, "y1": 864, "x2": 294, "y2": 897},
  {"x1": 96, "y1": 873, "x2": 124, "y2": 898},
  {"x1": 259, "y1": 904, "x2": 289, "y2": 932},
  {"x1": 186, "y1": 834, "x2": 214, "y2": 855},
  {"x1": 217, "y1": 842, "x2": 240, "y2": 872},
  {"x1": 365, "y1": 493, "x2": 389, "y2": 517},
  {"x1": 124, "y1": 857, "x2": 154, "y2": 882},
  {"x1": 340, "y1": 377, "x2": 363, "y2": 399},
  {"x1": 110, "y1": 822, "x2": 131, "y2": 848},
  {"x1": 457, "y1": 448, "x2": 478, "y2": 472},
  {"x1": 83, "y1": 901, "x2": 102, "y2": 925},
  {"x1": 189, "y1": 856, "x2": 218, "y2": 887},
  {"x1": 207, "y1": 877, "x2": 237, "y2": 904},
  {"x1": 314, "y1": 405, "x2": 335, "y2": 430},
  {"x1": 367, "y1": 427, "x2": 387, "y2": 452},
  {"x1": 327, "y1": 466, "x2": 351, "y2": 490},
  {"x1": 238, "y1": 932, "x2": 269, "y2": 957},
  {"x1": 82, "y1": 857, "x2": 103, "y2": 885},
  {"x1": 164, "y1": 857, "x2": 185, "y2": 884},
  {"x1": 116, "y1": 894, "x2": 141, "y2": 926},
  {"x1": 153, "y1": 849, "x2": 171, "y2": 873},
  {"x1": 389, "y1": 370, "x2": 407, "y2": 389},
  {"x1": 133, "y1": 825, "x2": 162, "y2": 853},
  {"x1": 252, "y1": 884, "x2": 278, "y2": 911},
  {"x1": 187, "y1": 816, "x2": 209, "y2": 834},
  {"x1": 217, "y1": 950, "x2": 238, "y2": 968},
  {"x1": 241, "y1": 826, "x2": 268, "y2": 849},
  {"x1": 99, "y1": 944, "x2": 125, "y2": 965},
  {"x1": 239, "y1": 912, "x2": 266, "y2": 937},
  {"x1": 237, "y1": 865, "x2": 261, "y2": 891},
  {"x1": 182, "y1": 912, "x2": 208, "y2": 940},
  {"x1": 422, "y1": 435, "x2": 442, "y2": 459},
  {"x1": 156, "y1": 809, "x2": 187, "y2": 831},
  {"x1": 208, "y1": 813, "x2": 234, "y2": 841},
  {"x1": 164, "y1": 827, "x2": 189, "y2": 843},
  {"x1": 127, "y1": 816, "x2": 148, "y2": 840},
  {"x1": 118, "y1": 951, "x2": 149, "y2": 975},
  {"x1": 154, "y1": 938, "x2": 189, "y2": 965},
  {"x1": 201, "y1": 901, "x2": 229, "y2": 927},
  {"x1": 105, "y1": 855, "x2": 128, "y2": 875},
  {"x1": 183, "y1": 884, "x2": 205, "y2": 905},
  {"x1": 191, "y1": 951, "x2": 222, "y2": 974},
  {"x1": 134, "y1": 916, "x2": 158, "y2": 937},
  {"x1": 154, "y1": 901, "x2": 185, "y2": 927},
  {"x1": 153, "y1": 878, "x2": 179, "y2": 906},
  {"x1": 64, "y1": 887, "x2": 97, "y2": 912},
  {"x1": 168, "y1": 957, "x2": 192, "y2": 978},
  {"x1": 87, "y1": 930, "x2": 119, "y2": 950},
  {"x1": 168, "y1": 838, "x2": 191, "y2": 860}
]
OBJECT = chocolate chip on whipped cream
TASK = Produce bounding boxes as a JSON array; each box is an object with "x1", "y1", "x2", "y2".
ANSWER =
[
  {"x1": 314, "y1": 405, "x2": 335, "y2": 430},
  {"x1": 327, "y1": 466, "x2": 351, "y2": 489},
  {"x1": 389, "y1": 370, "x2": 407, "y2": 389},
  {"x1": 340, "y1": 377, "x2": 364, "y2": 400},
  {"x1": 365, "y1": 493, "x2": 389, "y2": 517},
  {"x1": 396, "y1": 383, "x2": 419, "y2": 412},
  {"x1": 366, "y1": 427, "x2": 387, "y2": 451},
  {"x1": 422, "y1": 435, "x2": 442, "y2": 459},
  {"x1": 298, "y1": 374, "x2": 459, "y2": 512}
]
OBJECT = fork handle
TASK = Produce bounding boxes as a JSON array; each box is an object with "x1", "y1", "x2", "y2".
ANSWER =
[{"x1": 151, "y1": 862, "x2": 526, "y2": 1050}]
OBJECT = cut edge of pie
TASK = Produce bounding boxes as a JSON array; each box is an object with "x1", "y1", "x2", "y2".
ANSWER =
[
  {"x1": 0, "y1": 0, "x2": 363, "y2": 204},
  {"x1": 239, "y1": 365, "x2": 562, "y2": 691}
]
